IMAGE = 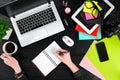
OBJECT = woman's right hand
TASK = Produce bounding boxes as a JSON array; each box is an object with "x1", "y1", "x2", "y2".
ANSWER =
[
  {"x1": 55, "y1": 49, "x2": 73, "y2": 66},
  {"x1": 56, "y1": 49, "x2": 79, "y2": 73}
]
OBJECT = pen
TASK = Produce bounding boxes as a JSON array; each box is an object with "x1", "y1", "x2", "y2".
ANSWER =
[
  {"x1": 64, "y1": 19, "x2": 69, "y2": 26},
  {"x1": 59, "y1": 50, "x2": 70, "y2": 55}
]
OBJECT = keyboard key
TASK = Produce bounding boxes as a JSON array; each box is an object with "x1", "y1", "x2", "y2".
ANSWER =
[{"x1": 16, "y1": 8, "x2": 56, "y2": 34}]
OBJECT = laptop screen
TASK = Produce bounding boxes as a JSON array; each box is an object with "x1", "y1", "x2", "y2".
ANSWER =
[
  {"x1": 6, "y1": 0, "x2": 49, "y2": 17},
  {"x1": 0, "y1": 0, "x2": 17, "y2": 8}
]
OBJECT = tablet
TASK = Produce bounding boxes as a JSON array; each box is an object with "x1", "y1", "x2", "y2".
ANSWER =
[{"x1": 71, "y1": 0, "x2": 115, "y2": 34}]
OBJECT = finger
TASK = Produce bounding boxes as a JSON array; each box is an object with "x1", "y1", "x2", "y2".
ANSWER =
[
  {"x1": 55, "y1": 52, "x2": 60, "y2": 57},
  {"x1": 1, "y1": 53, "x2": 9, "y2": 57},
  {"x1": 55, "y1": 52, "x2": 63, "y2": 59},
  {"x1": 0, "y1": 55, "x2": 5, "y2": 60},
  {"x1": 2, "y1": 53, "x2": 11, "y2": 55},
  {"x1": 1, "y1": 54, "x2": 13, "y2": 60},
  {"x1": 3, "y1": 58, "x2": 9, "y2": 64},
  {"x1": 0, "y1": 55, "x2": 10, "y2": 64},
  {"x1": 56, "y1": 49, "x2": 67, "y2": 53},
  {"x1": 0, "y1": 54, "x2": 9, "y2": 60}
]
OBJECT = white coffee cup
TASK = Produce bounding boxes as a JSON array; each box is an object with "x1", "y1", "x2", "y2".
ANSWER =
[{"x1": 2, "y1": 41, "x2": 18, "y2": 55}]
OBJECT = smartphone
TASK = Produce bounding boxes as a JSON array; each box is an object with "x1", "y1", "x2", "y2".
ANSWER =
[{"x1": 96, "y1": 42, "x2": 109, "y2": 62}]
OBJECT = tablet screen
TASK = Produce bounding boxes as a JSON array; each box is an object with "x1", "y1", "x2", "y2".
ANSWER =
[{"x1": 72, "y1": 0, "x2": 114, "y2": 34}]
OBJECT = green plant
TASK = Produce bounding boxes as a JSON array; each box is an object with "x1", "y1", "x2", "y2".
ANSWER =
[{"x1": 0, "y1": 17, "x2": 9, "y2": 42}]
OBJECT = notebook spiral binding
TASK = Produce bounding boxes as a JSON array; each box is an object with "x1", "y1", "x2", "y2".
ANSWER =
[{"x1": 43, "y1": 50, "x2": 57, "y2": 66}]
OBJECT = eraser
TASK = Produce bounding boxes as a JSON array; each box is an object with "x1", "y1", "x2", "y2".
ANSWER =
[{"x1": 65, "y1": 7, "x2": 71, "y2": 14}]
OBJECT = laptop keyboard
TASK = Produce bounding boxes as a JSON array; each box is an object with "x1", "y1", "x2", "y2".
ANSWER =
[{"x1": 16, "y1": 8, "x2": 57, "y2": 34}]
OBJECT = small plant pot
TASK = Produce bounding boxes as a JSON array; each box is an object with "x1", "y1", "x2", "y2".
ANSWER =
[
  {"x1": 0, "y1": 17, "x2": 10, "y2": 42},
  {"x1": 3, "y1": 28, "x2": 13, "y2": 40}
]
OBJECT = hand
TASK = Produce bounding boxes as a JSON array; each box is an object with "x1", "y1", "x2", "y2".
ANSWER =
[
  {"x1": 0, "y1": 53, "x2": 21, "y2": 74},
  {"x1": 56, "y1": 49, "x2": 79, "y2": 73},
  {"x1": 55, "y1": 49, "x2": 72, "y2": 66}
]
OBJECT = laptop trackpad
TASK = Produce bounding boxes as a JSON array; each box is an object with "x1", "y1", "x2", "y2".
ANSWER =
[{"x1": 31, "y1": 27, "x2": 48, "y2": 40}]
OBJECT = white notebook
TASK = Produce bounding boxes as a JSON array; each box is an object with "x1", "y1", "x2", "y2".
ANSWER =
[{"x1": 32, "y1": 41, "x2": 61, "y2": 76}]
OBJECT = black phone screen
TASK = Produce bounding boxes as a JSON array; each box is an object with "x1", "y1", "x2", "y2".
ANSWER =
[{"x1": 96, "y1": 42, "x2": 109, "y2": 62}]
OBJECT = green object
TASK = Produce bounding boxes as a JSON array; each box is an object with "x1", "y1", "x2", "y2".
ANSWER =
[
  {"x1": 86, "y1": 0, "x2": 92, "y2": 2},
  {"x1": 0, "y1": 17, "x2": 9, "y2": 41},
  {"x1": 86, "y1": 35, "x2": 120, "y2": 80}
]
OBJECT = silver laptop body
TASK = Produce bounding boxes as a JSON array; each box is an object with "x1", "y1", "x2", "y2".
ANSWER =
[{"x1": 10, "y1": 1, "x2": 65, "y2": 47}]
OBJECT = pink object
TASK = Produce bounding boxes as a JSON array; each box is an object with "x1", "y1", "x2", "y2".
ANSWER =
[
  {"x1": 80, "y1": 56, "x2": 105, "y2": 80},
  {"x1": 62, "y1": 1, "x2": 68, "y2": 7},
  {"x1": 65, "y1": 7, "x2": 71, "y2": 14},
  {"x1": 85, "y1": 12, "x2": 98, "y2": 20}
]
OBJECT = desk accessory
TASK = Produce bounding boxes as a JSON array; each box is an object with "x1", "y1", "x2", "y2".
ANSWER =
[
  {"x1": 84, "y1": 12, "x2": 98, "y2": 20},
  {"x1": 62, "y1": 36, "x2": 74, "y2": 47},
  {"x1": 102, "y1": 21, "x2": 120, "y2": 38},
  {"x1": 81, "y1": 35, "x2": 120, "y2": 80},
  {"x1": 72, "y1": 0, "x2": 115, "y2": 34},
  {"x1": 78, "y1": 27, "x2": 101, "y2": 40},
  {"x1": 2, "y1": 41, "x2": 18, "y2": 55},
  {"x1": 64, "y1": 19, "x2": 69, "y2": 26},
  {"x1": 72, "y1": 4, "x2": 99, "y2": 34},
  {"x1": 75, "y1": 24, "x2": 101, "y2": 40},
  {"x1": 96, "y1": 42, "x2": 109, "y2": 62},
  {"x1": 83, "y1": 0, "x2": 102, "y2": 19},
  {"x1": 32, "y1": 41, "x2": 61, "y2": 76},
  {"x1": 0, "y1": 17, "x2": 10, "y2": 42},
  {"x1": 3, "y1": 28, "x2": 13, "y2": 40},
  {"x1": 59, "y1": 50, "x2": 70, "y2": 55},
  {"x1": 80, "y1": 56, "x2": 105, "y2": 80},
  {"x1": 65, "y1": 7, "x2": 71, "y2": 14},
  {"x1": 0, "y1": 0, "x2": 17, "y2": 8},
  {"x1": 75, "y1": 24, "x2": 100, "y2": 36},
  {"x1": 118, "y1": 33, "x2": 120, "y2": 40},
  {"x1": 10, "y1": 1, "x2": 65, "y2": 47},
  {"x1": 62, "y1": 0, "x2": 71, "y2": 14}
]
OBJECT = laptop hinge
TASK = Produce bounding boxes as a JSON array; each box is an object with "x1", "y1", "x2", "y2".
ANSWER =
[
  {"x1": 47, "y1": 0, "x2": 51, "y2": 7},
  {"x1": 5, "y1": 6, "x2": 16, "y2": 18}
]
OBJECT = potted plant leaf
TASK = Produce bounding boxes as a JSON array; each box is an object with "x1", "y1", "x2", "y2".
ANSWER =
[{"x1": 0, "y1": 17, "x2": 9, "y2": 42}]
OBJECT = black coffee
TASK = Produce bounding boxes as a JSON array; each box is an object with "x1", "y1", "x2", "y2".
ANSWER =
[{"x1": 5, "y1": 43, "x2": 15, "y2": 53}]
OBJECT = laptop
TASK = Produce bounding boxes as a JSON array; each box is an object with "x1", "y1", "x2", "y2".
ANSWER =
[
  {"x1": 0, "y1": 0, "x2": 17, "y2": 8},
  {"x1": 10, "y1": 0, "x2": 65, "y2": 47}
]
